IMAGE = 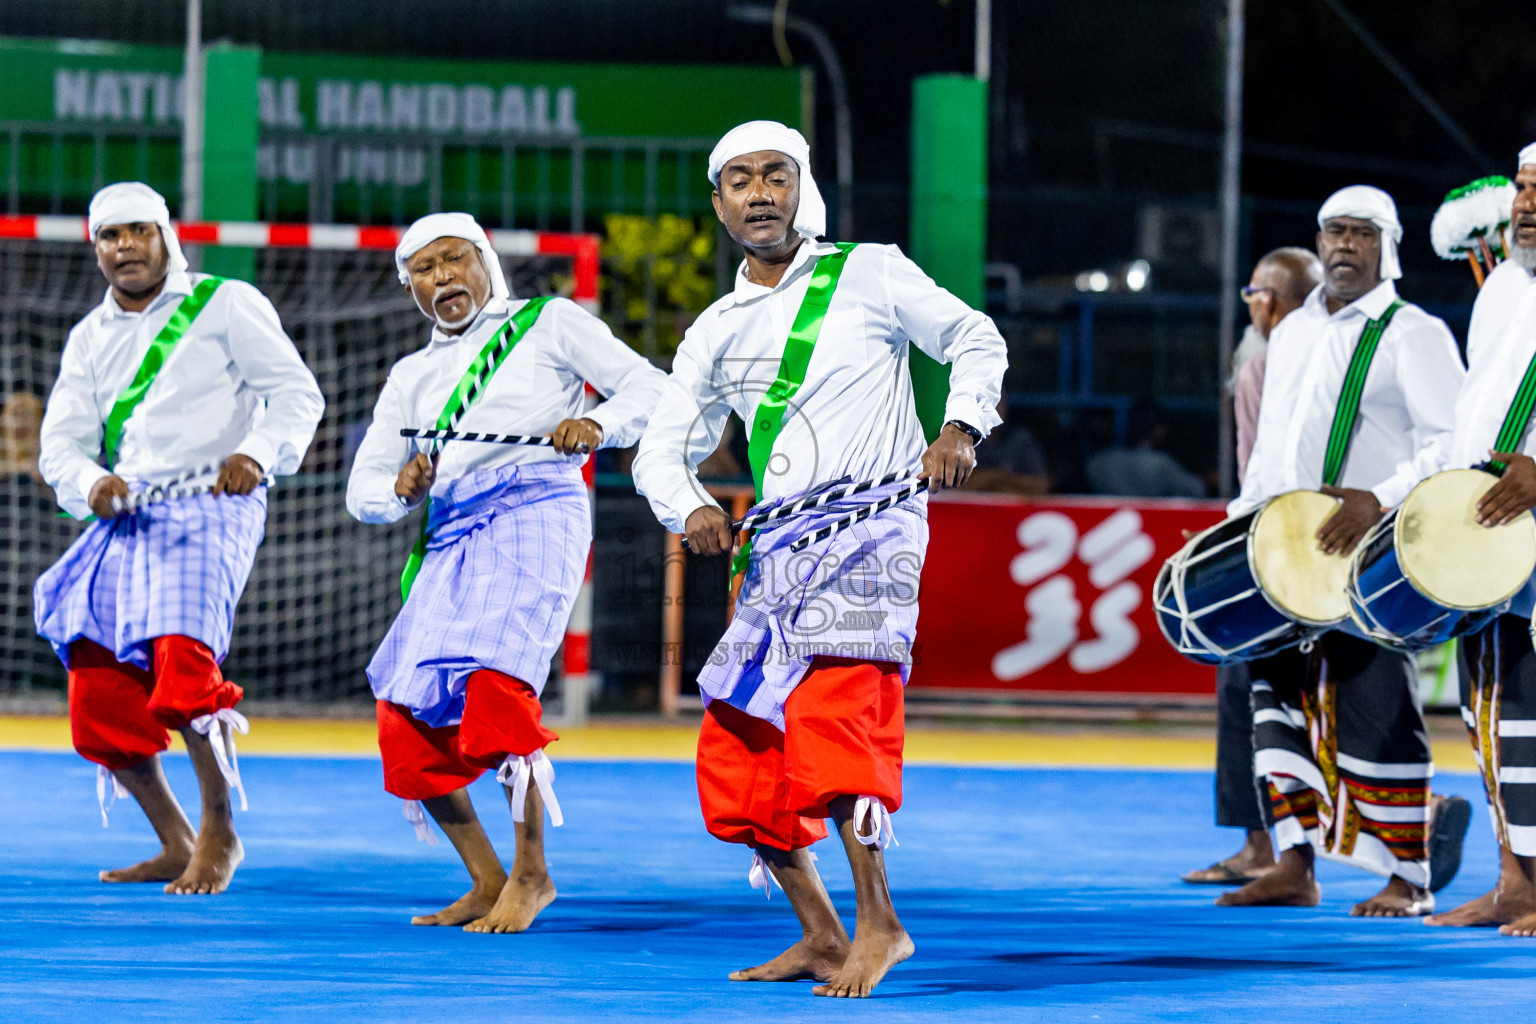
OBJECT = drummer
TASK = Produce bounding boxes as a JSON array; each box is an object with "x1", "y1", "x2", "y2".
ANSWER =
[
  {"x1": 1426, "y1": 144, "x2": 1536, "y2": 936},
  {"x1": 1219, "y1": 185, "x2": 1466, "y2": 917}
]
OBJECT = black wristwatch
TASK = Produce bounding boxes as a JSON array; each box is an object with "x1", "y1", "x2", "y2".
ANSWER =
[{"x1": 945, "y1": 419, "x2": 982, "y2": 443}]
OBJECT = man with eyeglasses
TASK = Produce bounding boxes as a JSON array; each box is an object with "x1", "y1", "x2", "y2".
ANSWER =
[{"x1": 1182, "y1": 247, "x2": 1320, "y2": 888}]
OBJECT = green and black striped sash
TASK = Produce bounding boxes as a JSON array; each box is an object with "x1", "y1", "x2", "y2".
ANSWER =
[
  {"x1": 1488, "y1": 344, "x2": 1536, "y2": 474},
  {"x1": 1321, "y1": 299, "x2": 1403, "y2": 487}
]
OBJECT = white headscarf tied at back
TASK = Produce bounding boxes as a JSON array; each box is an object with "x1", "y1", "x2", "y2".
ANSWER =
[
  {"x1": 707, "y1": 120, "x2": 827, "y2": 241},
  {"x1": 1317, "y1": 184, "x2": 1404, "y2": 281},
  {"x1": 1520, "y1": 142, "x2": 1536, "y2": 171},
  {"x1": 394, "y1": 212, "x2": 510, "y2": 301},
  {"x1": 87, "y1": 181, "x2": 188, "y2": 275}
]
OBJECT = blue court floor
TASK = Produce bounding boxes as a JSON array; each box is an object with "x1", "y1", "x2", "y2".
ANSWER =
[{"x1": 0, "y1": 750, "x2": 1531, "y2": 1023}]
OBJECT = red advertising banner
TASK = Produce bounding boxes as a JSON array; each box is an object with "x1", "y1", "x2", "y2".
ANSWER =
[{"x1": 911, "y1": 493, "x2": 1227, "y2": 698}]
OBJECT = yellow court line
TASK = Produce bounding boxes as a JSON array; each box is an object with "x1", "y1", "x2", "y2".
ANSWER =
[{"x1": 0, "y1": 716, "x2": 1479, "y2": 771}]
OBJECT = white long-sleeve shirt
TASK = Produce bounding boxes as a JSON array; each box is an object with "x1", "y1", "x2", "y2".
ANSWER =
[
  {"x1": 632, "y1": 240, "x2": 1008, "y2": 533},
  {"x1": 39, "y1": 268, "x2": 325, "y2": 520},
  {"x1": 346, "y1": 295, "x2": 666, "y2": 524},
  {"x1": 1450, "y1": 259, "x2": 1536, "y2": 467},
  {"x1": 1231, "y1": 280, "x2": 1463, "y2": 517}
]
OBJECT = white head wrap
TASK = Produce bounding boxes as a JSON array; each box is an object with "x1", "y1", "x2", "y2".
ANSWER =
[
  {"x1": 1317, "y1": 184, "x2": 1403, "y2": 281},
  {"x1": 86, "y1": 181, "x2": 188, "y2": 275},
  {"x1": 394, "y1": 212, "x2": 510, "y2": 302},
  {"x1": 1520, "y1": 142, "x2": 1536, "y2": 171},
  {"x1": 707, "y1": 120, "x2": 827, "y2": 241}
]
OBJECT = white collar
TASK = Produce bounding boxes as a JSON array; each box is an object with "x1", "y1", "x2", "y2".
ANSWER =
[
  {"x1": 428, "y1": 296, "x2": 511, "y2": 347},
  {"x1": 727, "y1": 239, "x2": 839, "y2": 307},
  {"x1": 1305, "y1": 278, "x2": 1399, "y2": 323},
  {"x1": 99, "y1": 266, "x2": 194, "y2": 321}
]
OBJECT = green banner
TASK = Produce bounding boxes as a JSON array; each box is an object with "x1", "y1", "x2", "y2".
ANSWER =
[{"x1": 0, "y1": 36, "x2": 803, "y2": 224}]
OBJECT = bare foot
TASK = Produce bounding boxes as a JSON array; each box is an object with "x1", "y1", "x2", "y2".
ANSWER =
[
  {"x1": 1352, "y1": 876, "x2": 1432, "y2": 917},
  {"x1": 165, "y1": 825, "x2": 244, "y2": 895},
  {"x1": 812, "y1": 927, "x2": 914, "y2": 998},
  {"x1": 100, "y1": 840, "x2": 193, "y2": 883},
  {"x1": 463, "y1": 869, "x2": 556, "y2": 934},
  {"x1": 412, "y1": 883, "x2": 504, "y2": 926},
  {"x1": 730, "y1": 934, "x2": 850, "y2": 982},
  {"x1": 1499, "y1": 912, "x2": 1536, "y2": 936},
  {"x1": 1426, "y1": 884, "x2": 1536, "y2": 927},
  {"x1": 1215, "y1": 864, "x2": 1320, "y2": 907}
]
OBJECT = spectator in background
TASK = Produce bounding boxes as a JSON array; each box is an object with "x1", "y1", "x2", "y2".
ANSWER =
[
  {"x1": 1182, "y1": 245, "x2": 1321, "y2": 888},
  {"x1": 1233, "y1": 248, "x2": 1323, "y2": 479},
  {"x1": 0, "y1": 392, "x2": 44, "y2": 480},
  {"x1": 964, "y1": 395, "x2": 1051, "y2": 496},
  {"x1": 1085, "y1": 399, "x2": 1206, "y2": 498}
]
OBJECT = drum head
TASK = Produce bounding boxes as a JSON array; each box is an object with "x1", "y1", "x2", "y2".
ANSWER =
[
  {"x1": 1397, "y1": 469, "x2": 1536, "y2": 610},
  {"x1": 1250, "y1": 490, "x2": 1352, "y2": 626}
]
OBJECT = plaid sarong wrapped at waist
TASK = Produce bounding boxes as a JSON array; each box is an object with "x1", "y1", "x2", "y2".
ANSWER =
[
  {"x1": 698, "y1": 477, "x2": 930, "y2": 729},
  {"x1": 367, "y1": 461, "x2": 590, "y2": 727},
  {"x1": 34, "y1": 488, "x2": 268, "y2": 670}
]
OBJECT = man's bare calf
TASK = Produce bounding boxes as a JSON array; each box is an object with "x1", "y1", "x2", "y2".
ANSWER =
[
  {"x1": 98, "y1": 754, "x2": 195, "y2": 883},
  {"x1": 731, "y1": 847, "x2": 850, "y2": 983},
  {"x1": 411, "y1": 788, "x2": 507, "y2": 926},
  {"x1": 812, "y1": 796, "x2": 914, "y2": 998},
  {"x1": 463, "y1": 783, "x2": 556, "y2": 934},
  {"x1": 164, "y1": 728, "x2": 243, "y2": 895},
  {"x1": 1427, "y1": 846, "x2": 1536, "y2": 927}
]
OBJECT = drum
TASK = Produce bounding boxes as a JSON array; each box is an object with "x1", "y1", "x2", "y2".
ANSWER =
[
  {"x1": 1155, "y1": 490, "x2": 1352, "y2": 665},
  {"x1": 1347, "y1": 468, "x2": 1536, "y2": 651}
]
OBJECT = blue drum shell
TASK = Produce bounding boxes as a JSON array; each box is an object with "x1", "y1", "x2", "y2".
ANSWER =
[
  {"x1": 1158, "y1": 514, "x2": 1300, "y2": 664},
  {"x1": 1351, "y1": 525, "x2": 1502, "y2": 649}
]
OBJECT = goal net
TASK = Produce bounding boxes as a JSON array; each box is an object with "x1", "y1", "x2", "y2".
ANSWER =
[{"x1": 0, "y1": 220, "x2": 599, "y2": 710}]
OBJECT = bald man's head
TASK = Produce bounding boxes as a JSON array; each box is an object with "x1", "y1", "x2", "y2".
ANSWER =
[{"x1": 1245, "y1": 247, "x2": 1322, "y2": 338}]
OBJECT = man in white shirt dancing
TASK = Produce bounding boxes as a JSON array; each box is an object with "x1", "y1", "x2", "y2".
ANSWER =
[
  {"x1": 347, "y1": 212, "x2": 664, "y2": 933},
  {"x1": 1220, "y1": 185, "x2": 1464, "y2": 916},
  {"x1": 34, "y1": 181, "x2": 324, "y2": 895},
  {"x1": 1426, "y1": 144, "x2": 1536, "y2": 936},
  {"x1": 633, "y1": 121, "x2": 1006, "y2": 997}
]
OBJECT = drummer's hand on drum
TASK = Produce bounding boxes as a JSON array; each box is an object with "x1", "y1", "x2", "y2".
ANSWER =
[
  {"x1": 1477, "y1": 451, "x2": 1536, "y2": 527},
  {"x1": 1317, "y1": 485, "x2": 1385, "y2": 555}
]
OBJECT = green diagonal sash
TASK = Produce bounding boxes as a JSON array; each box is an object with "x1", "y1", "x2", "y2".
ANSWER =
[
  {"x1": 102, "y1": 276, "x2": 225, "y2": 467},
  {"x1": 1320, "y1": 299, "x2": 1403, "y2": 487},
  {"x1": 399, "y1": 296, "x2": 552, "y2": 600},
  {"x1": 1488, "y1": 345, "x2": 1536, "y2": 475},
  {"x1": 731, "y1": 243, "x2": 858, "y2": 578}
]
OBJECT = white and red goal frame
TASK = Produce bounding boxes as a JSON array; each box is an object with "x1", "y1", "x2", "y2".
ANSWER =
[{"x1": 0, "y1": 216, "x2": 601, "y2": 309}]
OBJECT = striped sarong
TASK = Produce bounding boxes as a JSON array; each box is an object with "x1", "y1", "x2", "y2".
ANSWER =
[
  {"x1": 1251, "y1": 633, "x2": 1432, "y2": 886},
  {"x1": 699, "y1": 478, "x2": 929, "y2": 730},
  {"x1": 367, "y1": 462, "x2": 590, "y2": 728},
  {"x1": 1458, "y1": 613, "x2": 1536, "y2": 857},
  {"x1": 34, "y1": 489, "x2": 268, "y2": 670}
]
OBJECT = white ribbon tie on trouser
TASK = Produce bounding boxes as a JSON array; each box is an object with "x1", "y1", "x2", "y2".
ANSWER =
[
  {"x1": 402, "y1": 799, "x2": 440, "y2": 845},
  {"x1": 749, "y1": 851, "x2": 780, "y2": 900},
  {"x1": 854, "y1": 796, "x2": 897, "y2": 850},
  {"x1": 96, "y1": 765, "x2": 131, "y2": 828},
  {"x1": 190, "y1": 709, "x2": 250, "y2": 811},
  {"x1": 495, "y1": 750, "x2": 564, "y2": 827}
]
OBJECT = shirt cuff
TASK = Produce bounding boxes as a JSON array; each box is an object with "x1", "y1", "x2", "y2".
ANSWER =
[
  {"x1": 233, "y1": 435, "x2": 280, "y2": 476},
  {"x1": 75, "y1": 463, "x2": 111, "y2": 505},
  {"x1": 1370, "y1": 477, "x2": 1411, "y2": 511},
  {"x1": 943, "y1": 395, "x2": 1002, "y2": 439},
  {"x1": 582, "y1": 405, "x2": 620, "y2": 449}
]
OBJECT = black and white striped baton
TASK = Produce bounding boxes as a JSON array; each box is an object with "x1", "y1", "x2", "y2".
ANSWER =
[
  {"x1": 679, "y1": 469, "x2": 912, "y2": 552},
  {"x1": 400, "y1": 428, "x2": 589, "y2": 455},
  {"x1": 110, "y1": 459, "x2": 274, "y2": 515},
  {"x1": 787, "y1": 477, "x2": 934, "y2": 553}
]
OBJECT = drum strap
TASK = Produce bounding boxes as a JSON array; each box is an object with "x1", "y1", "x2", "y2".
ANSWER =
[
  {"x1": 1489, "y1": 348, "x2": 1536, "y2": 474},
  {"x1": 1321, "y1": 299, "x2": 1403, "y2": 487}
]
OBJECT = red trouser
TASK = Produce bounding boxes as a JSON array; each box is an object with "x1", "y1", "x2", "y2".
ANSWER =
[
  {"x1": 68, "y1": 636, "x2": 243, "y2": 771},
  {"x1": 696, "y1": 657, "x2": 905, "y2": 851},
  {"x1": 376, "y1": 669, "x2": 559, "y2": 801}
]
